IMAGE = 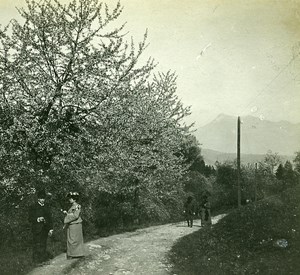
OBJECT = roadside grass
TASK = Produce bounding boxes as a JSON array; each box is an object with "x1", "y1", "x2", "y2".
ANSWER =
[
  {"x1": 0, "y1": 234, "x2": 65, "y2": 275},
  {"x1": 0, "y1": 246, "x2": 33, "y2": 275},
  {"x1": 0, "y1": 225, "x2": 97, "y2": 275},
  {"x1": 169, "y1": 185, "x2": 300, "y2": 275}
]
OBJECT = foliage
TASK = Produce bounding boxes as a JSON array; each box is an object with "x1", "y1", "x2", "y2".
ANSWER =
[
  {"x1": 275, "y1": 160, "x2": 298, "y2": 189},
  {"x1": 259, "y1": 150, "x2": 282, "y2": 175},
  {"x1": 180, "y1": 134, "x2": 215, "y2": 176},
  {"x1": 0, "y1": 0, "x2": 191, "y2": 217},
  {"x1": 275, "y1": 163, "x2": 284, "y2": 180},
  {"x1": 283, "y1": 160, "x2": 297, "y2": 186},
  {"x1": 179, "y1": 135, "x2": 216, "y2": 212},
  {"x1": 214, "y1": 161, "x2": 237, "y2": 207},
  {"x1": 169, "y1": 184, "x2": 300, "y2": 275},
  {"x1": 293, "y1": 151, "x2": 300, "y2": 185},
  {"x1": 183, "y1": 170, "x2": 212, "y2": 211},
  {"x1": 293, "y1": 151, "x2": 300, "y2": 173},
  {"x1": 210, "y1": 149, "x2": 297, "y2": 209}
]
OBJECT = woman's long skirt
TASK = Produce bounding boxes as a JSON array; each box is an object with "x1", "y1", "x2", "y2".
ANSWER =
[
  {"x1": 201, "y1": 208, "x2": 212, "y2": 226},
  {"x1": 67, "y1": 223, "x2": 85, "y2": 257}
]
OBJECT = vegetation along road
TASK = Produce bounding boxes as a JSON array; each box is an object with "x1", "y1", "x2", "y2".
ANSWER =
[{"x1": 27, "y1": 215, "x2": 225, "y2": 275}]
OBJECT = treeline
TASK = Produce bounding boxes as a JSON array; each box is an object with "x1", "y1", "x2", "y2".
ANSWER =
[{"x1": 183, "y1": 149, "x2": 300, "y2": 213}]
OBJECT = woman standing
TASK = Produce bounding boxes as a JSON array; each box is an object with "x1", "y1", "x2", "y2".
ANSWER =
[
  {"x1": 201, "y1": 195, "x2": 212, "y2": 227},
  {"x1": 63, "y1": 192, "x2": 85, "y2": 259}
]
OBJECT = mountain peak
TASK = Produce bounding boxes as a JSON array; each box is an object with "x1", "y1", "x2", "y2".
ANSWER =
[
  {"x1": 196, "y1": 114, "x2": 300, "y2": 155},
  {"x1": 210, "y1": 113, "x2": 235, "y2": 124}
]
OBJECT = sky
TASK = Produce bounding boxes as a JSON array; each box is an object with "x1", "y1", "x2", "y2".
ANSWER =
[{"x1": 0, "y1": 0, "x2": 300, "y2": 129}]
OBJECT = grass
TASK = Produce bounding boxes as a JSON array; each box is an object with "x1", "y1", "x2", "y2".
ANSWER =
[
  {"x1": 0, "y1": 246, "x2": 33, "y2": 275},
  {"x1": 169, "y1": 185, "x2": 300, "y2": 275},
  {"x1": 0, "y1": 234, "x2": 66, "y2": 275},
  {"x1": 0, "y1": 225, "x2": 96, "y2": 275}
]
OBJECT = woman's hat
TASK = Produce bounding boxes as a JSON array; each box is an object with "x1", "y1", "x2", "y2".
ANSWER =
[{"x1": 66, "y1": 191, "x2": 80, "y2": 200}]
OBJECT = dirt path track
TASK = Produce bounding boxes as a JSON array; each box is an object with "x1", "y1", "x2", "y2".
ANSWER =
[{"x1": 28, "y1": 214, "x2": 225, "y2": 275}]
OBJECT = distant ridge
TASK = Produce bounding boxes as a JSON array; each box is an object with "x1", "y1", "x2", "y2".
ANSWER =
[{"x1": 196, "y1": 114, "x2": 300, "y2": 156}]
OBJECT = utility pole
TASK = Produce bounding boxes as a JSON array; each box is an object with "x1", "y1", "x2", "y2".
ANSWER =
[
  {"x1": 254, "y1": 162, "x2": 257, "y2": 203},
  {"x1": 237, "y1": 116, "x2": 241, "y2": 208}
]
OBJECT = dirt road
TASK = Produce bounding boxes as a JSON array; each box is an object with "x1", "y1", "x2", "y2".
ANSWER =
[{"x1": 28, "y1": 214, "x2": 225, "y2": 275}]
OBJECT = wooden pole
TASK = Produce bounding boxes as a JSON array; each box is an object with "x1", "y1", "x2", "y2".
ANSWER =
[
  {"x1": 254, "y1": 162, "x2": 257, "y2": 203},
  {"x1": 237, "y1": 116, "x2": 241, "y2": 208}
]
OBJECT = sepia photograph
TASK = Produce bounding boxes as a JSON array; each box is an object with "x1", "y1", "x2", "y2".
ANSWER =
[{"x1": 0, "y1": 0, "x2": 300, "y2": 274}]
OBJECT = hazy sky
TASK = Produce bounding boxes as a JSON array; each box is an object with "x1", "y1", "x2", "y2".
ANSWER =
[{"x1": 1, "y1": 0, "x2": 300, "y2": 128}]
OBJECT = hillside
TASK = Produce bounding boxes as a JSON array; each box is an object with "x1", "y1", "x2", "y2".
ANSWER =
[{"x1": 196, "y1": 114, "x2": 300, "y2": 156}]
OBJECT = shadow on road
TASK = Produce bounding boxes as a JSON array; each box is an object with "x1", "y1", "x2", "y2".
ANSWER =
[{"x1": 175, "y1": 225, "x2": 202, "y2": 228}]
